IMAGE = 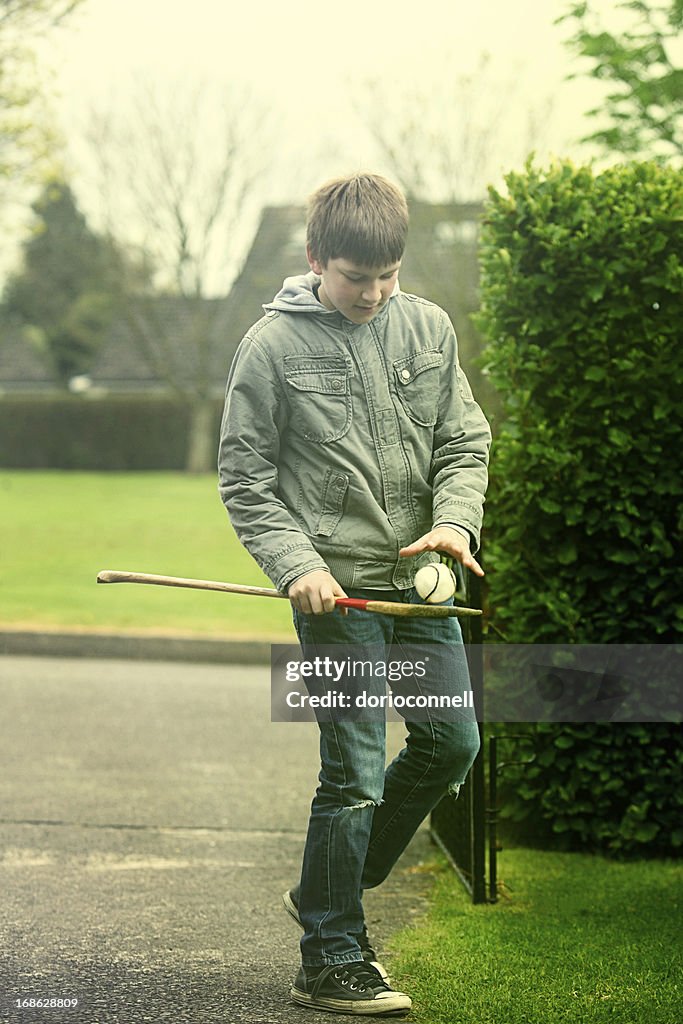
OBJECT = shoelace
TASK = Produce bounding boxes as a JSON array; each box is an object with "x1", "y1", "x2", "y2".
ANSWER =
[{"x1": 325, "y1": 962, "x2": 388, "y2": 995}]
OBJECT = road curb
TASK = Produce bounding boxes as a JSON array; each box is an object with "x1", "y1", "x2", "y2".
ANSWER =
[{"x1": 0, "y1": 629, "x2": 273, "y2": 664}]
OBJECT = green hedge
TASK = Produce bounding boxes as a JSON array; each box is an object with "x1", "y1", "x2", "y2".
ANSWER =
[
  {"x1": 0, "y1": 394, "x2": 224, "y2": 470},
  {"x1": 498, "y1": 723, "x2": 683, "y2": 858},
  {"x1": 477, "y1": 160, "x2": 682, "y2": 856}
]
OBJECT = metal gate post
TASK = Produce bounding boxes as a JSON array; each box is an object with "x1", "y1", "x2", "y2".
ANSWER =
[
  {"x1": 488, "y1": 734, "x2": 499, "y2": 903},
  {"x1": 467, "y1": 570, "x2": 487, "y2": 904}
]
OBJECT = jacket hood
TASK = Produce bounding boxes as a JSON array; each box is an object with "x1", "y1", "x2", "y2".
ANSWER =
[
  {"x1": 263, "y1": 272, "x2": 325, "y2": 314},
  {"x1": 263, "y1": 271, "x2": 401, "y2": 315}
]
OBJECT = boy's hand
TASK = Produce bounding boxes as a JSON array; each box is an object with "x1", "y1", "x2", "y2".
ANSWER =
[
  {"x1": 399, "y1": 526, "x2": 484, "y2": 578},
  {"x1": 288, "y1": 569, "x2": 349, "y2": 615}
]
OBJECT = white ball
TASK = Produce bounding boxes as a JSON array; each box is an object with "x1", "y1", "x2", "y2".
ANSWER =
[{"x1": 414, "y1": 562, "x2": 457, "y2": 604}]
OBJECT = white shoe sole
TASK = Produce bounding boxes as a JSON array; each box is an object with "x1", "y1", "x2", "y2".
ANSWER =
[{"x1": 291, "y1": 985, "x2": 411, "y2": 1016}]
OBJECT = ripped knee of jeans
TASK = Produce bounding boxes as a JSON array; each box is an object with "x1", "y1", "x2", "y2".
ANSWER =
[
  {"x1": 447, "y1": 781, "x2": 462, "y2": 799},
  {"x1": 342, "y1": 789, "x2": 383, "y2": 810}
]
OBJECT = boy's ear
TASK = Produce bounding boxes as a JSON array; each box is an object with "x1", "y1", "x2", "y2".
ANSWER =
[{"x1": 306, "y1": 244, "x2": 324, "y2": 276}]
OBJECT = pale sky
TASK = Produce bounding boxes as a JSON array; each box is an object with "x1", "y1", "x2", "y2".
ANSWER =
[
  {"x1": 13, "y1": 0, "x2": 626, "y2": 288},
  {"x1": 48, "y1": 0, "x2": 615, "y2": 190},
  {"x1": 53, "y1": 0, "x2": 581, "y2": 92}
]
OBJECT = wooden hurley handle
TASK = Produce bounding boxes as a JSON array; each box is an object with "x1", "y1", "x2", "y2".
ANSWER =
[
  {"x1": 96, "y1": 570, "x2": 287, "y2": 599},
  {"x1": 97, "y1": 570, "x2": 482, "y2": 618}
]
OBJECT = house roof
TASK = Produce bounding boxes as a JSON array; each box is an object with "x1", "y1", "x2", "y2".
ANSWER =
[
  {"x1": 1, "y1": 200, "x2": 487, "y2": 398},
  {"x1": 88, "y1": 296, "x2": 235, "y2": 394},
  {"x1": 224, "y1": 204, "x2": 308, "y2": 353},
  {"x1": 224, "y1": 195, "x2": 485, "y2": 372},
  {"x1": 0, "y1": 320, "x2": 59, "y2": 391},
  {"x1": 219, "y1": 199, "x2": 495, "y2": 412},
  {"x1": 224, "y1": 200, "x2": 485, "y2": 377}
]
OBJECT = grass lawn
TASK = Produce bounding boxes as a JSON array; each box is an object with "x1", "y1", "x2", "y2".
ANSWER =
[
  {"x1": 390, "y1": 846, "x2": 682, "y2": 1024},
  {"x1": 0, "y1": 470, "x2": 296, "y2": 638}
]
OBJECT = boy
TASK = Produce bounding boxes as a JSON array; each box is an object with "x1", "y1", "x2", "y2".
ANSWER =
[{"x1": 218, "y1": 173, "x2": 491, "y2": 1016}]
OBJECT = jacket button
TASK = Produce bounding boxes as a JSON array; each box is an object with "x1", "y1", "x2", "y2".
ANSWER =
[
  {"x1": 400, "y1": 369, "x2": 411, "y2": 382},
  {"x1": 331, "y1": 378, "x2": 343, "y2": 390}
]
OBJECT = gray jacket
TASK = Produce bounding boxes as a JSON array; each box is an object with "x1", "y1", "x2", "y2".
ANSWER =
[{"x1": 218, "y1": 272, "x2": 491, "y2": 593}]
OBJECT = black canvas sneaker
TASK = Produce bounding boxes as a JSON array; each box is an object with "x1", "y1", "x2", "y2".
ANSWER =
[
  {"x1": 282, "y1": 889, "x2": 389, "y2": 981},
  {"x1": 291, "y1": 962, "x2": 411, "y2": 1016}
]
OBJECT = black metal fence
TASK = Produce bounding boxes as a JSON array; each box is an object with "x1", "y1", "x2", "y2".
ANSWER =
[{"x1": 429, "y1": 565, "x2": 536, "y2": 903}]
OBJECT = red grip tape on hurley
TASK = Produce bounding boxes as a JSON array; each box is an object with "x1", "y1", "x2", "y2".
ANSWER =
[{"x1": 335, "y1": 598, "x2": 369, "y2": 610}]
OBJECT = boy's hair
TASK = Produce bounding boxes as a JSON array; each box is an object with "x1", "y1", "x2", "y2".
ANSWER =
[{"x1": 306, "y1": 173, "x2": 409, "y2": 267}]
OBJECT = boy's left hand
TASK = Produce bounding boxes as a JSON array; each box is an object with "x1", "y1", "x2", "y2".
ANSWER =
[{"x1": 399, "y1": 526, "x2": 484, "y2": 577}]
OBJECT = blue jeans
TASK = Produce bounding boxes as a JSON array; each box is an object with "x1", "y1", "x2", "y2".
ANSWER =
[{"x1": 292, "y1": 587, "x2": 480, "y2": 967}]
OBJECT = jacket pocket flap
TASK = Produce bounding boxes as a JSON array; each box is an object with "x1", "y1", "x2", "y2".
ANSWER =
[
  {"x1": 393, "y1": 349, "x2": 443, "y2": 385},
  {"x1": 284, "y1": 356, "x2": 349, "y2": 395}
]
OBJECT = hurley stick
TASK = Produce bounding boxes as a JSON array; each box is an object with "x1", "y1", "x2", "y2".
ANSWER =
[{"x1": 96, "y1": 570, "x2": 482, "y2": 619}]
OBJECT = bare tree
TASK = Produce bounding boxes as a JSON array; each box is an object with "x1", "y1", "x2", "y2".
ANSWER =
[
  {"x1": 359, "y1": 52, "x2": 554, "y2": 203},
  {"x1": 79, "y1": 78, "x2": 271, "y2": 472},
  {"x1": 355, "y1": 54, "x2": 554, "y2": 422}
]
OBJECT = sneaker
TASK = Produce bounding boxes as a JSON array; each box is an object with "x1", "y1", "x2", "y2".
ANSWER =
[
  {"x1": 291, "y1": 962, "x2": 411, "y2": 1016},
  {"x1": 282, "y1": 889, "x2": 389, "y2": 981}
]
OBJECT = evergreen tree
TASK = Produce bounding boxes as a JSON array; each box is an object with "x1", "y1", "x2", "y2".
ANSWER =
[{"x1": 4, "y1": 178, "x2": 124, "y2": 381}]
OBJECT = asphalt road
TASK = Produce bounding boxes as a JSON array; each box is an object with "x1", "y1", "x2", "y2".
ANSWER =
[{"x1": 0, "y1": 656, "x2": 438, "y2": 1024}]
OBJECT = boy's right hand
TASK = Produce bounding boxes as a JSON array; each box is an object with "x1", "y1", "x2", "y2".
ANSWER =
[{"x1": 288, "y1": 570, "x2": 348, "y2": 615}]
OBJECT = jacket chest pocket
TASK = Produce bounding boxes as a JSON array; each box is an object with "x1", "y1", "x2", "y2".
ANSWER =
[
  {"x1": 393, "y1": 349, "x2": 443, "y2": 426},
  {"x1": 284, "y1": 356, "x2": 352, "y2": 443}
]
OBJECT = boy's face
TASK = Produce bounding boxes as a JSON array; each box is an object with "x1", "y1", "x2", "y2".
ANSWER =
[{"x1": 307, "y1": 249, "x2": 401, "y2": 324}]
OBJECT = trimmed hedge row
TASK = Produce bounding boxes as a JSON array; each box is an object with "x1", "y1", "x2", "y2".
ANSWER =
[
  {"x1": 0, "y1": 395, "x2": 224, "y2": 470},
  {"x1": 477, "y1": 160, "x2": 682, "y2": 857},
  {"x1": 478, "y1": 159, "x2": 681, "y2": 644}
]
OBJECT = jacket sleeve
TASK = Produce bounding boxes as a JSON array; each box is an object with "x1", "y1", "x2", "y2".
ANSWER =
[
  {"x1": 218, "y1": 329, "x2": 330, "y2": 591},
  {"x1": 430, "y1": 312, "x2": 492, "y2": 553}
]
